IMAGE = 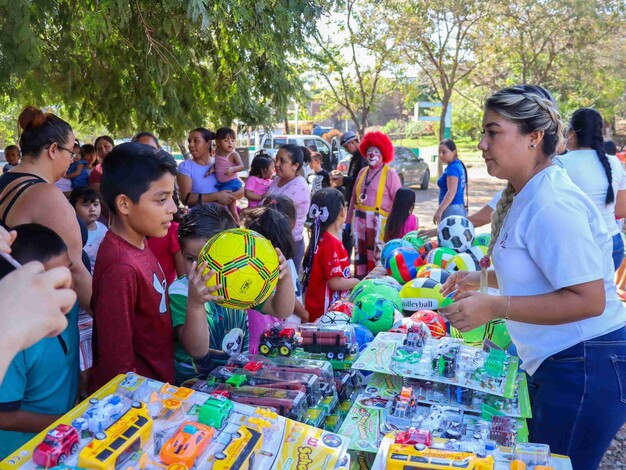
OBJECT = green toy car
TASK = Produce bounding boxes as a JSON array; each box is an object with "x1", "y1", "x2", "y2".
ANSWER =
[{"x1": 198, "y1": 394, "x2": 234, "y2": 429}]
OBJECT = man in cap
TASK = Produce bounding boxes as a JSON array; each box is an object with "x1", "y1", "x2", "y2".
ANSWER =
[{"x1": 331, "y1": 131, "x2": 367, "y2": 254}]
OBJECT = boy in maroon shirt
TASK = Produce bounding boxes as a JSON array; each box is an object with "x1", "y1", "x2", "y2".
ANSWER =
[{"x1": 89, "y1": 143, "x2": 178, "y2": 391}]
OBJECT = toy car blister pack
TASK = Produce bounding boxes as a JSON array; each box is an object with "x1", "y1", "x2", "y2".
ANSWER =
[
  {"x1": 353, "y1": 333, "x2": 520, "y2": 399},
  {"x1": 370, "y1": 432, "x2": 571, "y2": 470},
  {"x1": 207, "y1": 363, "x2": 322, "y2": 407},
  {"x1": 2, "y1": 372, "x2": 351, "y2": 470},
  {"x1": 364, "y1": 372, "x2": 531, "y2": 419},
  {"x1": 260, "y1": 323, "x2": 360, "y2": 370}
]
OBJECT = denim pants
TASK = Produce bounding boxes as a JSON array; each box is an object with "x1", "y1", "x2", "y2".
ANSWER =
[
  {"x1": 612, "y1": 232, "x2": 624, "y2": 270},
  {"x1": 527, "y1": 327, "x2": 626, "y2": 470},
  {"x1": 293, "y1": 238, "x2": 305, "y2": 276},
  {"x1": 441, "y1": 203, "x2": 467, "y2": 220}
]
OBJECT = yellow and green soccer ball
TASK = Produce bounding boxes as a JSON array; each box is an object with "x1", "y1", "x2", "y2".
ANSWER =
[{"x1": 199, "y1": 228, "x2": 279, "y2": 309}]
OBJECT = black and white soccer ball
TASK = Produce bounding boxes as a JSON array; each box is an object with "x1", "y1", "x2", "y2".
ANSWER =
[{"x1": 438, "y1": 216, "x2": 475, "y2": 252}]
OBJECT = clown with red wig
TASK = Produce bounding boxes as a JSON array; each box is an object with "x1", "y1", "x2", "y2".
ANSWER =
[{"x1": 347, "y1": 131, "x2": 402, "y2": 277}]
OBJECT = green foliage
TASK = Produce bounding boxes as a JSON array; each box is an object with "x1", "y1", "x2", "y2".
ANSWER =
[
  {"x1": 310, "y1": 0, "x2": 402, "y2": 135},
  {"x1": 0, "y1": 0, "x2": 329, "y2": 139}
]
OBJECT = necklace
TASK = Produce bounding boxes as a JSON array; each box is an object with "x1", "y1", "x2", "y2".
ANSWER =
[{"x1": 359, "y1": 165, "x2": 384, "y2": 202}]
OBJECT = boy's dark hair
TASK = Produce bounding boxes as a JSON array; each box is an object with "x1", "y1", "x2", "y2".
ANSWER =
[
  {"x1": 241, "y1": 207, "x2": 295, "y2": 260},
  {"x1": 69, "y1": 187, "x2": 101, "y2": 207},
  {"x1": 178, "y1": 203, "x2": 237, "y2": 249},
  {"x1": 81, "y1": 144, "x2": 96, "y2": 155},
  {"x1": 263, "y1": 195, "x2": 296, "y2": 226},
  {"x1": 101, "y1": 142, "x2": 177, "y2": 215},
  {"x1": 10, "y1": 223, "x2": 67, "y2": 265},
  {"x1": 18, "y1": 106, "x2": 73, "y2": 158},
  {"x1": 603, "y1": 140, "x2": 618, "y2": 156},
  {"x1": 385, "y1": 188, "x2": 416, "y2": 242},
  {"x1": 249, "y1": 153, "x2": 273, "y2": 178},
  {"x1": 4, "y1": 144, "x2": 18, "y2": 153},
  {"x1": 215, "y1": 127, "x2": 236, "y2": 141},
  {"x1": 302, "y1": 188, "x2": 345, "y2": 292}
]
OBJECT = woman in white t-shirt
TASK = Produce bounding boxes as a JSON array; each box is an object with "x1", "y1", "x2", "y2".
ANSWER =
[
  {"x1": 555, "y1": 108, "x2": 626, "y2": 269},
  {"x1": 441, "y1": 85, "x2": 626, "y2": 470}
]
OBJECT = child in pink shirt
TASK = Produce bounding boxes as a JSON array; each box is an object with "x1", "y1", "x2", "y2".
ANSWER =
[
  {"x1": 213, "y1": 128, "x2": 244, "y2": 222},
  {"x1": 245, "y1": 153, "x2": 274, "y2": 208},
  {"x1": 384, "y1": 187, "x2": 418, "y2": 241}
]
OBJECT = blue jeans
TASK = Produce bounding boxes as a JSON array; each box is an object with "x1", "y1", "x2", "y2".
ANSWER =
[
  {"x1": 612, "y1": 233, "x2": 624, "y2": 270},
  {"x1": 441, "y1": 204, "x2": 467, "y2": 220},
  {"x1": 527, "y1": 327, "x2": 626, "y2": 470},
  {"x1": 293, "y1": 238, "x2": 305, "y2": 276},
  {"x1": 215, "y1": 178, "x2": 243, "y2": 192}
]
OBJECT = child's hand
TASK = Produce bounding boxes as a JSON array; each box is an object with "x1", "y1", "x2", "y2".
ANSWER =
[
  {"x1": 226, "y1": 167, "x2": 233, "y2": 176},
  {"x1": 188, "y1": 261, "x2": 224, "y2": 303},
  {"x1": 276, "y1": 248, "x2": 289, "y2": 279}
]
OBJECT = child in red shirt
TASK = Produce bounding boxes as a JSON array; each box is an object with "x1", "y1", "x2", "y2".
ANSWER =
[
  {"x1": 303, "y1": 188, "x2": 360, "y2": 322},
  {"x1": 90, "y1": 143, "x2": 178, "y2": 391}
]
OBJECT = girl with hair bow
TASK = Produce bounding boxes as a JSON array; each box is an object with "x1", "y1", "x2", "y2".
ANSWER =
[{"x1": 302, "y1": 188, "x2": 359, "y2": 323}]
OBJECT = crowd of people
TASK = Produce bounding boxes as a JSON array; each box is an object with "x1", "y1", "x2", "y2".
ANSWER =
[{"x1": 0, "y1": 84, "x2": 625, "y2": 469}]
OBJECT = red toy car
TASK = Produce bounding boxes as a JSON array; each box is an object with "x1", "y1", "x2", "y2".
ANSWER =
[
  {"x1": 33, "y1": 424, "x2": 80, "y2": 467},
  {"x1": 395, "y1": 427, "x2": 433, "y2": 447}
]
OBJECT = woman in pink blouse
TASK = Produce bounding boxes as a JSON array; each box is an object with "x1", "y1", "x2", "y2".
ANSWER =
[
  {"x1": 267, "y1": 144, "x2": 311, "y2": 272},
  {"x1": 347, "y1": 132, "x2": 401, "y2": 278}
]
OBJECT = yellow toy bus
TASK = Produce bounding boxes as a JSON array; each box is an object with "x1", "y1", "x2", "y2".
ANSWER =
[
  {"x1": 386, "y1": 444, "x2": 495, "y2": 470},
  {"x1": 78, "y1": 401, "x2": 152, "y2": 469},
  {"x1": 213, "y1": 425, "x2": 264, "y2": 470}
]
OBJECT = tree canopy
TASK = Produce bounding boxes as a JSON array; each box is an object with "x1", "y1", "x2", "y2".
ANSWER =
[{"x1": 0, "y1": 0, "x2": 329, "y2": 138}]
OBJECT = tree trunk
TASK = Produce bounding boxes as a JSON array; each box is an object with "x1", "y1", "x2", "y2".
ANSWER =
[
  {"x1": 437, "y1": 94, "x2": 451, "y2": 177},
  {"x1": 284, "y1": 117, "x2": 290, "y2": 134},
  {"x1": 177, "y1": 140, "x2": 191, "y2": 160}
]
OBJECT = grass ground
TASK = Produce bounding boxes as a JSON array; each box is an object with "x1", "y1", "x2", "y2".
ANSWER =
[{"x1": 394, "y1": 135, "x2": 483, "y2": 163}]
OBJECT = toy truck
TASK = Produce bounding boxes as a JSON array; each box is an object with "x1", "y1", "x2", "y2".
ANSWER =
[
  {"x1": 209, "y1": 365, "x2": 322, "y2": 407},
  {"x1": 298, "y1": 324, "x2": 358, "y2": 360},
  {"x1": 259, "y1": 325, "x2": 298, "y2": 356},
  {"x1": 391, "y1": 386, "x2": 418, "y2": 420}
]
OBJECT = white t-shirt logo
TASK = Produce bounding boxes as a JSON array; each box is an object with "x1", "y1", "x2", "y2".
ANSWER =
[
  {"x1": 152, "y1": 273, "x2": 167, "y2": 314},
  {"x1": 499, "y1": 228, "x2": 510, "y2": 249}
]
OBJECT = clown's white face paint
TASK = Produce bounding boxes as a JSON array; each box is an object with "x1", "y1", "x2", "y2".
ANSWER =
[{"x1": 366, "y1": 146, "x2": 383, "y2": 167}]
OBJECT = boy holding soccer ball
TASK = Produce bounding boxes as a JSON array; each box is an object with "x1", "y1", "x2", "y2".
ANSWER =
[
  {"x1": 89, "y1": 143, "x2": 179, "y2": 391},
  {"x1": 170, "y1": 204, "x2": 295, "y2": 384}
]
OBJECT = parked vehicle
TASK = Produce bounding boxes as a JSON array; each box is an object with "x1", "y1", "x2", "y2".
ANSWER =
[
  {"x1": 337, "y1": 145, "x2": 430, "y2": 190},
  {"x1": 257, "y1": 134, "x2": 347, "y2": 172}
]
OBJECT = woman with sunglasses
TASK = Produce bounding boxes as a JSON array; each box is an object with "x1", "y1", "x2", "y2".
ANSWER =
[{"x1": 0, "y1": 106, "x2": 92, "y2": 314}]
